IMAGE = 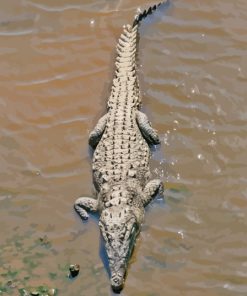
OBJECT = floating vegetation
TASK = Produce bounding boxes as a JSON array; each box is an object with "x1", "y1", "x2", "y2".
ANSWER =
[
  {"x1": 0, "y1": 229, "x2": 59, "y2": 295},
  {"x1": 38, "y1": 236, "x2": 52, "y2": 249},
  {"x1": 19, "y1": 286, "x2": 58, "y2": 296}
]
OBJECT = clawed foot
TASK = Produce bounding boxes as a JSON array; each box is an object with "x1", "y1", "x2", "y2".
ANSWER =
[
  {"x1": 136, "y1": 111, "x2": 160, "y2": 145},
  {"x1": 142, "y1": 179, "x2": 163, "y2": 207},
  {"x1": 74, "y1": 197, "x2": 98, "y2": 220}
]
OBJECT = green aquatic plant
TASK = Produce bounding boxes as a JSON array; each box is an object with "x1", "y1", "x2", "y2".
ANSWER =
[{"x1": 0, "y1": 230, "x2": 58, "y2": 295}]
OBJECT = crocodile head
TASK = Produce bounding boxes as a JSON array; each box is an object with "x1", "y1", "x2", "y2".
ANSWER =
[{"x1": 99, "y1": 203, "x2": 144, "y2": 292}]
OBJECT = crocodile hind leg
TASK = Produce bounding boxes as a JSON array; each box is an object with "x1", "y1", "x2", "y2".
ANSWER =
[
  {"x1": 142, "y1": 179, "x2": 163, "y2": 207},
  {"x1": 74, "y1": 197, "x2": 98, "y2": 220},
  {"x1": 136, "y1": 111, "x2": 160, "y2": 145},
  {"x1": 89, "y1": 114, "x2": 108, "y2": 148}
]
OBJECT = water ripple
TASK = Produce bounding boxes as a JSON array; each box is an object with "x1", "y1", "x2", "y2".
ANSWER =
[
  {"x1": 25, "y1": 0, "x2": 88, "y2": 12},
  {"x1": 0, "y1": 0, "x2": 247, "y2": 295},
  {"x1": 16, "y1": 67, "x2": 107, "y2": 86},
  {"x1": 0, "y1": 29, "x2": 35, "y2": 36}
]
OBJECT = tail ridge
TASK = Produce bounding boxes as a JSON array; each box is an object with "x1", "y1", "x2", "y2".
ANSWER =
[
  {"x1": 132, "y1": 2, "x2": 164, "y2": 28},
  {"x1": 108, "y1": 2, "x2": 167, "y2": 109}
]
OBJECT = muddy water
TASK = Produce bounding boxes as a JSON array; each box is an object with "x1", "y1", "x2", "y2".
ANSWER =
[{"x1": 0, "y1": 0, "x2": 247, "y2": 295}]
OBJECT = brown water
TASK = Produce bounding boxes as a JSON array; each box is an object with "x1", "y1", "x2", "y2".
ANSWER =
[{"x1": 0, "y1": 0, "x2": 247, "y2": 295}]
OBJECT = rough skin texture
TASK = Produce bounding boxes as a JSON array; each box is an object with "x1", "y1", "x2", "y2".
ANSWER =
[{"x1": 74, "y1": 2, "x2": 165, "y2": 293}]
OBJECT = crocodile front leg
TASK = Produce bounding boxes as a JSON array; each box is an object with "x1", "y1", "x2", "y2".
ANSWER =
[
  {"x1": 142, "y1": 179, "x2": 163, "y2": 207},
  {"x1": 136, "y1": 111, "x2": 160, "y2": 145},
  {"x1": 74, "y1": 197, "x2": 98, "y2": 220},
  {"x1": 89, "y1": 114, "x2": 108, "y2": 148}
]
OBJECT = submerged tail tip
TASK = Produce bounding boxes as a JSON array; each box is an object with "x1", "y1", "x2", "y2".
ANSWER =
[{"x1": 132, "y1": 0, "x2": 169, "y2": 28}]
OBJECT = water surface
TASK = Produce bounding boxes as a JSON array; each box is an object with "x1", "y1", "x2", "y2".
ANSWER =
[{"x1": 0, "y1": 0, "x2": 247, "y2": 295}]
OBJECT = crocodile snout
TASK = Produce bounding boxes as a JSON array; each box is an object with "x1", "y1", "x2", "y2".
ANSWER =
[{"x1": 111, "y1": 272, "x2": 125, "y2": 293}]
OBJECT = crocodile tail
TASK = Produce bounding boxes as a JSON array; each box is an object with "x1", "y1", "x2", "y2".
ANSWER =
[
  {"x1": 132, "y1": 2, "x2": 163, "y2": 28},
  {"x1": 108, "y1": 2, "x2": 166, "y2": 109}
]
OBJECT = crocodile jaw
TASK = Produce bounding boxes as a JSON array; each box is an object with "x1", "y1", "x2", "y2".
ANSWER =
[
  {"x1": 99, "y1": 205, "x2": 143, "y2": 292},
  {"x1": 110, "y1": 262, "x2": 126, "y2": 293},
  {"x1": 108, "y1": 229, "x2": 137, "y2": 292}
]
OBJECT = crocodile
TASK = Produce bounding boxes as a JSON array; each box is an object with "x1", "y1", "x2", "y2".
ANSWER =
[{"x1": 74, "y1": 2, "x2": 166, "y2": 293}]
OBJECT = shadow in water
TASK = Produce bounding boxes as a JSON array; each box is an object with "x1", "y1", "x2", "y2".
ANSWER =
[
  {"x1": 140, "y1": 0, "x2": 171, "y2": 30},
  {"x1": 99, "y1": 234, "x2": 111, "y2": 278}
]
